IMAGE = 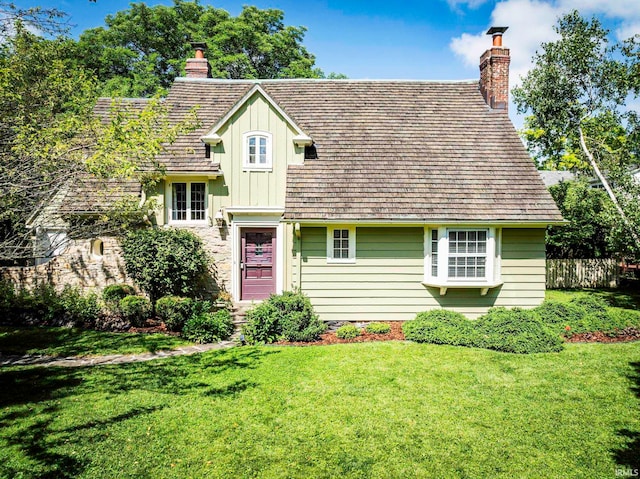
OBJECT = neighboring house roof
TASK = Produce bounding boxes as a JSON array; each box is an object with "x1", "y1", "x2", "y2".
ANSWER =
[
  {"x1": 159, "y1": 78, "x2": 562, "y2": 223},
  {"x1": 539, "y1": 170, "x2": 576, "y2": 187},
  {"x1": 59, "y1": 176, "x2": 142, "y2": 214}
]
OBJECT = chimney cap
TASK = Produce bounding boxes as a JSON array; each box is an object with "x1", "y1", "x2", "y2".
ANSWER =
[
  {"x1": 190, "y1": 41, "x2": 208, "y2": 50},
  {"x1": 486, "y1": 26, "x2": 508, "y2": 36}
]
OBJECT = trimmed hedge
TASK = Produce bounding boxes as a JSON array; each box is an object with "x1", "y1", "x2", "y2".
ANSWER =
[
  {"x1": 242, "y1": 291, "x2": 326, "y2": 344},
  {"x1": 102, "y1": 284, "x2": 136, "y2": 311},
  {"x1": 156, "y1": 296, "x2": 194, "y2": 332},
  {"x1": 364, "y1": 322, "x2": 391, "y2": 334},
  {"x1": 119, "y1": 295, "x2": 152, "y2": 327},
  {"x1": 402, "y1": 310, "x2": 475, "y2": 346},
  {"x1": 474, "y1": 307, "x2": 564, "y2": 354},
  {"x1": 182, "y1": 309, "x2": 233, "y2": 343}
]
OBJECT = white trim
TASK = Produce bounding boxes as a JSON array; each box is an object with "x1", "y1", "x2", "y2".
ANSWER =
[
  {"x1": 226, "y1": 206, "x2": 285, "y2": 216},
  {"x1": 423, "y1": 226, "x2": 503, "y2": 292},
  {"x1": 326, "y1": 226, "x2": 356, "y2": 264},
  {"x1": 243, "y1": 130, "x2": 273, "y2": 171},
  {"x1": 231, "y1": 217, "x2": 284, "y2": 302},
  {"x1": 166, "y1": 180, "x2": 208, "y2": 226},
  {"x1": 165, "y1": 171, "x2": 221, "y2": 178}
]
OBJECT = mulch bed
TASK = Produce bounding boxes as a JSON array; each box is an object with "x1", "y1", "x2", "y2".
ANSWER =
[
  {"x1": 129, "y1": 319, "x2": 181, "y2": 336},
  {"x1": 565, "y1": 328, "x2": 640, "y2": 343},
  {"x1": 275, "y1": 322, "x2": 405, "y2": 346}
]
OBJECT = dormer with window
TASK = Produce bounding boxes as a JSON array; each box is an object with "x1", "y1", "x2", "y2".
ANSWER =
[{"x1": 243, "y1": 131, "x2": 272, "y2": 170}]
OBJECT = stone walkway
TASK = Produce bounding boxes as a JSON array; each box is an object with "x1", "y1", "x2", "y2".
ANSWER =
[{"x1": 0, "y1": 340, "x2": 236, "y2": 368}]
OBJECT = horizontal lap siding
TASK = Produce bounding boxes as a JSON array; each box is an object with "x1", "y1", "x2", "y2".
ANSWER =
[{"x1": 299, "y1": 227, "x2": 546, "y2": 321}]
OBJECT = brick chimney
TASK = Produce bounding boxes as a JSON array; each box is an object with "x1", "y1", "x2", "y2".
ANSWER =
[
  {"x1": 185, "y1": 42, "x2": 211, "y2": 78},
  {"x1": 479, "y1": 27, "x2": 510, "y2": 110}
]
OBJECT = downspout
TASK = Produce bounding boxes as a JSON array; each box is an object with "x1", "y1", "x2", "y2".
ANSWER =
[{"x1": 295, "y1": 223, "x2": 301, "y2": 290}]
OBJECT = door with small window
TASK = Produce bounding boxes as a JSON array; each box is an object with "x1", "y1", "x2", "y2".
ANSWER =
[{"x1": 241, "y1": 228, "x2": 276, "y2": 300}]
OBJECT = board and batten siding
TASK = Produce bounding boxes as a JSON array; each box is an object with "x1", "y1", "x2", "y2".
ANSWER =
[{"x1": 297, "y1": 226, "x2": 546, "y2": 320}]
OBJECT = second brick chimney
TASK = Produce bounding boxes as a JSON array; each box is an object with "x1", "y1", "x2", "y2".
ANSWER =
[
  {"x1": 185, "y1": 42, "x2": 211, "y2": 78},
  {"x1": 479, "y1": 27, "x2": 510, "y2": 110}
]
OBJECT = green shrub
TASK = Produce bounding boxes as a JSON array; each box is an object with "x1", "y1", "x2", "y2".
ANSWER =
[
  {"x1": 533, "y1": 300, "x2": 585, "y2": 332},
  {"x1": 119, "y1": 295, "x2": 152, "y2": 327},
  {"x1": 365, "y1": 322, "x2": 391, "y2": 334},
  {"x1": 121, "y1": 228, "x2": 209, "y2": 302},
  {"x1": 607, "y1": 308, "x2": 640, "y2": 329},
  {"x1": 156, "y1": 296, "x2": 194, "y2": 332},
  {"x1": 0, "y1": 279, "x2": 16, "y2": 321},
  {"x1": 182, "y1": 309, "x2": 233, "y2": 343},
  {"x1": 15, "y1": 283, "x2": 64, "y2": 324},
  {"x1": 569, "y1": 295, "x2": 609, "y2": 314},
  {"x1": 402, "y1": 310, "x2": 475, "y2": 346},
  {"x1": 59, "y1": 286, "x2": 101, "y2": 327},
  {"x1": 242, "y1": 291, "x2": 326, "y2": 344},
  {"x1": 335, "y1": 324, "x2": 360, "y2": 339},
  {"x1": 102, "y1": 284, "x2": 136, "y2": 312},
  {"x1": 474, "y1": 307, "x2": 564, "y2": 354}
]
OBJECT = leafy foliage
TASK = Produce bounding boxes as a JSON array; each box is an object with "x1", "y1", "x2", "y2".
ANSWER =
[
  {"x1": 364, "y1": 322, "x2": 391, "y2": 334},
  {"x1": 121, "y1": 228, "x2": 209, "y2": 303},
  {"x1": 513, "y1": 11, "x2": 640, "y2": 258},
  {"x1": 75, "y1": 1, "x2": 330, "y2": 97},
  {"x1": 546, "y1": 180, "x2": 614, "y2": 258},
  {"x1": 155, "y1": 296, "x2": 194, "y2": 332},
  {"x1": 182, "y1": 309, "x2": 233, "y2": 343},
  {"x1": 102, "y1": 284, "x2": 136, "y2": 310},
  {"x1": 335, "y1": 324, "x2": 360, "y2": 339},
  {"x1": 118, "y1": 295, "x2": 151, "y2": 327},
  {"x1": 242, "y1": 291, "x2": 326, "y2": 344}
]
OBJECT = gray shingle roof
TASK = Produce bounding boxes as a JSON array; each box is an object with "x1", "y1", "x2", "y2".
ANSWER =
[
  {"x1": 60, "y1": 176, "x2": 141, "y2": 214},
  {"x1": 160, "y1": 78, "x2": 562, "y2": 223}
]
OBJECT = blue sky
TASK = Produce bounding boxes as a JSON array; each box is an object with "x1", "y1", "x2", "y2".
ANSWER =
[{"x1": 13, "y1": 0, "x2": 640, "y2": 124}]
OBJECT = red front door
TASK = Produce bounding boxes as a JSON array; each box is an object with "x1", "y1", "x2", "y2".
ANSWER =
[{"x1": 241, "y1": 228, "x2": 276, "y2": 300}]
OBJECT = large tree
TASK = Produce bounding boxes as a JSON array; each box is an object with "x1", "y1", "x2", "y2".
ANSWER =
[
  {"x1": 0, "y1": 27, "x2": 195, "y2": 261},
  {"x1": 75, "y1": 1, "x2": 325, "y2": 97},
  {"x1": 513, "y1": 11, "x2": 640, "y2": 258}
]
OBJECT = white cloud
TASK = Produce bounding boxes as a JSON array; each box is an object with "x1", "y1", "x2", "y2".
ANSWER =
[
  {"x1": 446, "y1": 0, "x2": 491, "y2": 9},
  {"x1": 616, "y1": 22, "x2": 640, "y2": 41},
  {"x1": 450, "y1": 0, "x2": 559, "y2": 91}
]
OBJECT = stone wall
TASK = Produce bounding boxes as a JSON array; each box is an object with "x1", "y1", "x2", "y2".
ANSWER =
[
  {"x1": 1, "y1": 236, "x2": 131, "y2": 293},
  {"x1": 1, "y1": 226, "x2": 233, "y2": 297}
]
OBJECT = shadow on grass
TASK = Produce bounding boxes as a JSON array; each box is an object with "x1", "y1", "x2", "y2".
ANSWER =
[
  {"x1": 0, "y1": 347, "x2": 276, "y2": 478},
  {"x1": 0, "y1": 326, "x2": 189, "y2": 357},
  {"x1": 612, "y1": 361, "x2": 640, "y2": 470},
  {"x1": 582, "y1": 288, "x2": 640, "y2": 310}
]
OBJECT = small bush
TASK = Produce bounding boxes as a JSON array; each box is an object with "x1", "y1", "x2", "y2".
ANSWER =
[
  {"x1": 102, "y1": 284, "x2": 136, "y2": 312},
  {"x1": 365, "y1": 322, "x2": 391, "y2": 334},
  {"x1": 156, "y1": 296, "x2": 194, "y2": 332},
  {"x1": 402, "y1": 310, "x2": 474, "y2": 346},
  {"x1": 242, "y1": 291, "x2": 326, "y2": 344},
  {"x1": 569, "y1": 295, "x2": 609, "y2": 314},
  {"x1": 336, "y1": 324, "x2": 360, "y2": 339},
  {"x1": 14, "y1": 283, "x2": 64, "y2": 325},
  {"x1": 119, "y1": 295, "x2": 151, "y2": 327},
  {"x1": 533, "y1": 300, "x2": 585, "y2": 334},
  {"x1": 0, "y1": 279, "x2": 16, "y2": 321},
  {"x1": 59, "y1": 286, "x2": 101, "y2": 327},
  {"x1": 474, "y1": 307, "x2": 564, "y2": 354},
  {"x1": 182, "y1": 309, "x2": 233, "y2": 343}
]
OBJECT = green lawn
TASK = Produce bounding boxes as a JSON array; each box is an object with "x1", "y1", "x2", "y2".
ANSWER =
[
  {"x1": 0, "y1": 326, "x2": 192, "y2": 357},
  {"x1": 1, "y1": 341, "x2": 638, "y2": 478},
  {"x1": 546, "y1": 287, "x2": 640, "y2": 310}
]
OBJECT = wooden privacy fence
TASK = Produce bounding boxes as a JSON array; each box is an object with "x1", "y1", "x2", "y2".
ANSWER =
[{"x1": 546, "y1": 258, "x2": 619, "y2": 289}]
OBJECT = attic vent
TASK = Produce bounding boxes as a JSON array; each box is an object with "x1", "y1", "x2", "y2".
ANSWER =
[
  {"x1": 205, "y1": 144, "x2": 211, "y2": 159},
  {"x1": 304, "y1": 143, "x2": 318, "y2": 160}
]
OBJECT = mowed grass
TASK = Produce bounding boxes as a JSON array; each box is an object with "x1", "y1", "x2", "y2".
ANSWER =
[
  {"x1": 1, "y1": 341, "x2": 638, "y2": 478},
  {"x1": 546, "y1": 287, "x2": 640, "y2": 311},
  {"x1": 0, "y1": 326, "x2": 192, "y2": 357}
]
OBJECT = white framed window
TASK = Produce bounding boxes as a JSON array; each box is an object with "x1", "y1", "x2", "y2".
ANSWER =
[
  {"x1": 243, "y1": 131, "x2": 272, "y2": 170},
  {"x1": 327, "y1": 226, "x2": 356, "y2": 263},
  {"x1": 426, "y1": 227, "x2": 500, "y2": 286},
  {"x1": 169, "y1": 181, "x2": 207, "y2": 223}
]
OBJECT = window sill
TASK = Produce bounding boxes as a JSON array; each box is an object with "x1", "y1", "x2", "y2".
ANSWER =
[
  {"x1": 243, "y1": 166, "x2": 272, "y2": 172},
  {"x1": 326, "y1": 258, "x2": 356, "y2": 264},
  {"x1": 421, "y1": 280, "x2": 503, "y2": 296},
  {"x1": 167, "y1": 221, "x2": 209, "y2": 227}
]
